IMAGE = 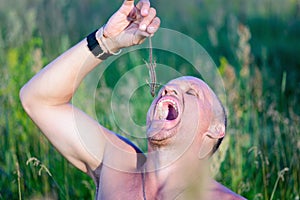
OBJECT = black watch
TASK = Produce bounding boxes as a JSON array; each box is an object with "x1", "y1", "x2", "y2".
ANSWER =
[{"x1": 87, "y1": 29, "x2": 110, "y2": 60}]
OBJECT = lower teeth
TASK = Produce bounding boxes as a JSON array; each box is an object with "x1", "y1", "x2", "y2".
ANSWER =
[{"x1": 158, "y1": 106, "x2": 168, "y2": 120}]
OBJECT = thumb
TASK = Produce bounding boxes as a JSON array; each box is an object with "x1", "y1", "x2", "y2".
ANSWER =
[{"x1": 119, "y1": 0, "x2": 135, "y2": 16}]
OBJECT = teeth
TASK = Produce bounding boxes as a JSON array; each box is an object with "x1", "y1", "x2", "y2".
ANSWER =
[
  {"x1": 156, "y1": 99, "x2": 178, "y2": 120},
  {"x1": 157, "y1": 105, "x2": 168, "y2": 120}
]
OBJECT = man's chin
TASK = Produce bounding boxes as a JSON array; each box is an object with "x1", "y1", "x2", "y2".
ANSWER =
[{"x1": 147, "y1": 122, "x2": 179, "y2": 147}]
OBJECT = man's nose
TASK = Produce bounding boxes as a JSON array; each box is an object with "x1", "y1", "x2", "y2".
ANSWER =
[{"x1": 161, "y1": 85, "x2": 178, "y2": 96}]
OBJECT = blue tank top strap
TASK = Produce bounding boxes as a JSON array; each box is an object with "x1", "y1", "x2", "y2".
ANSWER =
[{"x1": 115, "y1": 134, "x2": 147, "y2": 168}]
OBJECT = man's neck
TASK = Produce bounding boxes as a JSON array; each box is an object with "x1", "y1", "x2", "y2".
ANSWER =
[{"x1": 143, "y1": 145, "x2": 210, "y2": 199}]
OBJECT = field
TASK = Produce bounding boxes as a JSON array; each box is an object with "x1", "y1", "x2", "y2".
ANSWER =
[{"x1": 0, "y1": 0, "x2": 299, "y2": 199}]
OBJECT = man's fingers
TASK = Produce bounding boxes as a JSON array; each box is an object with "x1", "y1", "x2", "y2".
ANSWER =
[
  {"x1": 147, "y1": 17, "x2": 160, "y2": 34},
  {"x1": 139, "y1": 7, "x2": 156, "y2": 31},
  {"x1": 136, "y1": 0, "x2": 150, "y2": 16}
]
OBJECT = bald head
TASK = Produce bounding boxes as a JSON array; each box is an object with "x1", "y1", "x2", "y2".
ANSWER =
[{"x1": 146, "y1": 76, "x2": 226, "y2": 155}]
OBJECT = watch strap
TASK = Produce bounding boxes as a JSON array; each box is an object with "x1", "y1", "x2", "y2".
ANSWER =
[{"x1": 87, "y1": 29, "x2": 110, "y2": 60}]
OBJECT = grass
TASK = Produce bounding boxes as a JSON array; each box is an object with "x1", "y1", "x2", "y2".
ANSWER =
[{"x1": 0, "y1": 1, "x2": 300, "y2": 199}]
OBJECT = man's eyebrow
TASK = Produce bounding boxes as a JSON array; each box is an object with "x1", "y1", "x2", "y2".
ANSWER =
[{"x1": 189, "y1": 82, "x2": 205, "y2": 100}]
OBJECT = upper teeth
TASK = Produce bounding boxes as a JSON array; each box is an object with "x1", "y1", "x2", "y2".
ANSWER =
[{"x1": 157, "y1": 99, "x2": 178, "y2": 120}]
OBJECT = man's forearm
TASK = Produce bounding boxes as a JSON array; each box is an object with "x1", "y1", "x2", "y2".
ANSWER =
[{"x1": 20, "y1": 37, "x2": 103, "y2": 107}]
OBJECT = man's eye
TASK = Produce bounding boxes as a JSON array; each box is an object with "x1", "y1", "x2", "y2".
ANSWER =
[{"x1": 186, "y1": 89, "x2": 197, "y2": 96}]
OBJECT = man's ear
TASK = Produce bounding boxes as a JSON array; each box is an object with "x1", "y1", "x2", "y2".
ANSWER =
[
  {"x1": 206, "y1": 123, "x2": 225, "y2": 139},
  {"x1": 198, "y1": 124, "x2": 225, "y2": 160},
  {"x1": 198, "y1": 136, "x2": 215, "y2": 159}
]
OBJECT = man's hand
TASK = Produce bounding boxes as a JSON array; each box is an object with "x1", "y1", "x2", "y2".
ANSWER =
[{"x1": 99, "y1": 0, "x2": 160, "y2": 52}]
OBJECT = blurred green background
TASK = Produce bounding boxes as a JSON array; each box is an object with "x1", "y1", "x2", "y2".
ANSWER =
[{"x1": 0, "y1": 0, "x2": 299, "y2": 199}]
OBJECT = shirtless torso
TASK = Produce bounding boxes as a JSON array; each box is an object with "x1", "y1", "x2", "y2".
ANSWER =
[
  {"x1": 20, "y1": 0, "x2": 246, "y2": 199},
  {"x1": 86, "y1": 135, "x2": 245, "y2": 200},
  {"x1": 87, "y1": 147, "x2": 245, "y2": 200}
]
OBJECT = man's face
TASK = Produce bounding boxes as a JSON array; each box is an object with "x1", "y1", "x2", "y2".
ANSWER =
[{"x1": 146, "y1": 76, "x2": 214, "y2": 148}]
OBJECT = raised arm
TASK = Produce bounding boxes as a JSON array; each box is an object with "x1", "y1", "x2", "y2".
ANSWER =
[{"x1": 19, "y1": 0, "x2": 160, "y2": 172}]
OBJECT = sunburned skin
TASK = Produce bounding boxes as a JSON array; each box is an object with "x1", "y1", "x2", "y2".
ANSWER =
[{"x1": 91, "y1": 76, "x2": 246, "y2": 200}]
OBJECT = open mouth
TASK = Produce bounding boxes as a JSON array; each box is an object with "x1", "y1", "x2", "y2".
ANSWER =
[
  {"x1": 147, "y1": 96, "x2": 181, "y2": 144},
  {"x1": 156, "y1": 98, "x2": 179, "y2": 121}
]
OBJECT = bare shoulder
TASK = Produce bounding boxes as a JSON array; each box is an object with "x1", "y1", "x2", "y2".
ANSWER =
[
  {"x1": 208, "y1": 180, "x2": 247, "y2": 200},
  {"x1": 102, "y1": 130, "x2": 146, "y2": 171}
]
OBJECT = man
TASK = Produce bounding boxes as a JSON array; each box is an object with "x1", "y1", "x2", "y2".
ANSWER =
[{"x1": 20, "y1": 0, "x2": 246, "y2": 199}]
